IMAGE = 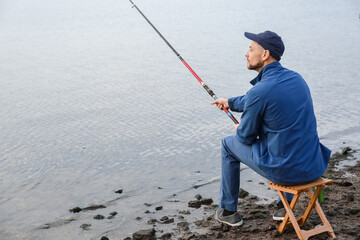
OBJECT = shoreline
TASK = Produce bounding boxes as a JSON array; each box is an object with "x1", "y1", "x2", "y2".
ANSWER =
[
  {"x1": 37, "y1": 145, "x2": 359, "y2": 240},
  {"x1": 124, "y1": 146, "x2": 360, "y2": 240}
]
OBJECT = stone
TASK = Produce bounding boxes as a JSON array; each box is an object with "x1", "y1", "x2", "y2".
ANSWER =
[
  {"x1": 155, "y1": 206, "x2": 163, "y2": 211},
  {"x1": 115, "y1": 189, "x2": 123, "y2": 194},
  {"x1": 162, "y1": 218, "x2": 174, "y2": 224},
  {"x1": 195, "y1": 194, "x2": 202, "y2": 200},
  {"x1": 200, "y1": 198, "x2": 213, "y2": 205},
  {"x1": 238, "y1": 188, "x2": 249, "y2": 198},
  {"x1": 188, "y1": 200, "x2": 201, "y2": 208},
  {"x1": 80, "y1": 223, "x2": 91, "y2": 230},
  {"x1": 349, "y1": 208, "x2": 360, "y2": 215},
  {"x1": 83, "y1": 205, "x2": 106, "y2": 211},
  {"x1": 160, "y1": 233, "x2": 172, "y2": 239},
  {"x1": 222, "y1": 224, "x2": 230, "y2": 232},
  {"x1": 108, "y1": 212, "x2": 118, "y2": 219},
  {"x1": 177, "y1": 221, "x2": 189, "y2": 231},
  {"x1": 147, "y1": 219, "x2": 157, "y2": 224},
  {"x1": 341, "y1": 146, "x2": 352, "y2": 155},
  {"x1": 132, "y1": 228, "x2": 156, "y2": 240},
  {"x1": 69, "y1": 207, "x2": 82, "y2": 213},
  {"x1": 94, "y1": 215, "x2": 105, "y2": 220},
  {"x1": 179, "y1": 210, "x2": 191, "y2": 215}
]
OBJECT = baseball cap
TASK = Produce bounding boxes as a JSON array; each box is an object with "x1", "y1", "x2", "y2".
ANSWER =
[{"x1": 244, "y1": 30, "x2": 285, "y2": 61}]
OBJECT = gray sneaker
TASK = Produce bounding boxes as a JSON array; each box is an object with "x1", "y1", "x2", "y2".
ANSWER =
[
  {"x1": 215, "y1": 208, "x2": 243, "y2": 227},
  {"x1": 272, "y1": 201, "x2": 287, "y2": 221}
]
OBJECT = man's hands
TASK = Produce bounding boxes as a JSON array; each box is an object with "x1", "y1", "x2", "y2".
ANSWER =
[
  {"x1": 211, "y1": 98, "x2": 241, "y2": 132},
  {"x1": 211, "y1": 98, "x2": 229, "y2": 110}
]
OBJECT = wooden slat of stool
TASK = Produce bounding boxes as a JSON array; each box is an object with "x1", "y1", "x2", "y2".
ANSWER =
[{"x1": 268, "y1": 178, "x2": 336, "y2": 240}]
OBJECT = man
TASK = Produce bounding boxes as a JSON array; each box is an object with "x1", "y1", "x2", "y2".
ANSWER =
[{"x1": 211, "y1": 31, "x2": 331, "y2": 227}]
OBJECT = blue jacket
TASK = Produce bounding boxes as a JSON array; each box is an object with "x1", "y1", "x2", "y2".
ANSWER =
[{"x1": 228, "y1": 62, "x2": 330, "y2": 183}]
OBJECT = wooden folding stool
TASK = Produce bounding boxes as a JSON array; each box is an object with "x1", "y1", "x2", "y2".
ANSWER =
[{"x1": 268, "y1": 178, "x2": 336, "y2": 240}]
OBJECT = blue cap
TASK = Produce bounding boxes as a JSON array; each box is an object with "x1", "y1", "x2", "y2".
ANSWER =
[{"x1": 244, "y1": 31, "x2": 285, "y2": 61}]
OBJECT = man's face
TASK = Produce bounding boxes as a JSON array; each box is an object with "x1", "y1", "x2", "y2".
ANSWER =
[{"x1": 245, "y1": 41, "x2": 266, "y2": 72}]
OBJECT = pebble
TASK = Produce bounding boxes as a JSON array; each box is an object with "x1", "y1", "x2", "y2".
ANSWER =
[
  {"x1": 100, "y1": 237, "x2": 109, "y2": 240},
  {"x1": 334, "y1": 180, "x2": 353, "y2": 186},
  {"x1": 179, "y1": 210, "x2": 191, "y2": 215},
  {"x1": 177, "y1": 221, "x2": 189, "y2": 231},
  {"x1": 238, "y1": 188, "x2": 249, "y2": 198},
  {"x1": 341, "y1": 146, "x2": 352, "y2": 155},
  {"x1": 114, "y1": 189, "x2": 123, "y2": 194},
  {"x1": 349, "y1": 208, "x2": 360, "y2": 215},
  {"x1": 155, "y1": 206, "x2": 163, "y2": 211},
  {"x1": 108, "y1": 211, "x2": 118, "y2": 219},
  {"x1": 200, "y1": 198, "x2": 213, "y2": 205},
  {"x1": 94, "y1": 214, "x2": 105, "y2": 220},
  {"x1": 160, "y1": 233, "x2": 172, "y2": 239},
  {"x1": 188, "y1": 200, "x2": 201, "y2": 208},
  {"x1": 148, "y1": 219, "x2": 157, "y2": 224},
  {"x1": 83, "y1": 205, "x2": 106, "y2": 211},
  {"x1": 162, "y1": 218, "x2": 174, "y2": 224},
  {"x1": 132, "y1": 228, "x2": 156, "y2": 240},
  {"x1": 195, "y1": 194, "x2": 202, "y2": 200},
  {"x1": 80, "y1": 223, "x2": 91, "y2": 230},
  {"x1": 222, "y1": 224, "x2": 230, "y2": 232},
  {"x1": 69, "y1": 207, "x2": 82, "y2": 213}
]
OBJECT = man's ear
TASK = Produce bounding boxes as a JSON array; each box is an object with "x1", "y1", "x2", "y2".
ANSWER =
[{"x1": 263, "y1": 49, "x2": 271, "y2": 61}]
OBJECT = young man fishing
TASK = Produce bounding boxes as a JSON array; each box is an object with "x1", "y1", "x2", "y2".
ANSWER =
[{"x1": 211, "y1": 30, "x2": 331, "y2": 226}]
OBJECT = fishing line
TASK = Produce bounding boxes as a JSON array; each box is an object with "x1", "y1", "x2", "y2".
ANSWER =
[{"x1": 129, "y1": 0, "x2": 239, "y2": 124}]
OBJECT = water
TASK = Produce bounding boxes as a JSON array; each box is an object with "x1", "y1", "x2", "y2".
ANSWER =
[{"x1": 1, "y1": 0, "x2": 359, "y2": 239}]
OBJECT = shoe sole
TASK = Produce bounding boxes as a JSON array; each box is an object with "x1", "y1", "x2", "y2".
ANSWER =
[{"x1": 215, "y1": 212, "x2": 244, "y2": 227}]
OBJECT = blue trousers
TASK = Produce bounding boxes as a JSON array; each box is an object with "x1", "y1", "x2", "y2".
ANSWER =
[{"x1": 220, "y1": 136, "x2": 295, "y2": 212}]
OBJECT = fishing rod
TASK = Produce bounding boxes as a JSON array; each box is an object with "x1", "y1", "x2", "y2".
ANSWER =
[{"x1": 129, "y1": 0, "x2": 239, "y2": 125}]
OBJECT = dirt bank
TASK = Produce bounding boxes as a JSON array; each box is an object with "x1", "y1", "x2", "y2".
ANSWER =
[{"x1": 127, "y1": 147, "x2": 359, "y2": 240}]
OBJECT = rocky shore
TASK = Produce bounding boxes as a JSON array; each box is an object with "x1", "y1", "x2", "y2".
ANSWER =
[
  {"x1": 125, "y1": 147, "x2": 359, "y2": 240},
  {"x1": 65, "y1": 146, "x2": 359, "y2": 240}
]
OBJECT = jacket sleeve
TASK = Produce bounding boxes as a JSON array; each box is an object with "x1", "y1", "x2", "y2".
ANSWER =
[
  {"x1": 228, "y1": 95, "x2": 246, "y2": 112},
  {"x1": 236, "y1": 90, "x2": 263, "y2": 145}
]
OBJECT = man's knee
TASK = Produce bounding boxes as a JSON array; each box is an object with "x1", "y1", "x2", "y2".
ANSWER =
[{"x1": 221, "y1": 136, "x2": 237, "y2": 156}]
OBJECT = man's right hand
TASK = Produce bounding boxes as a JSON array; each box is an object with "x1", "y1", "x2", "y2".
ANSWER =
[{"x1": 211, "y1": 98, "x2": 229, "y2": 110}]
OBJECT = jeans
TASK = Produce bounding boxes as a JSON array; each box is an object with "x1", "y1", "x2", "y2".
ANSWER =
[{"x1": 219, "y1": 136, "x2": 295, "y2": 212}]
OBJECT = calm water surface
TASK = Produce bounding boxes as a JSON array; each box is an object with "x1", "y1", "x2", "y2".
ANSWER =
[{"x1": 1, "y1": 0, "x2": 359, "y2": 239}]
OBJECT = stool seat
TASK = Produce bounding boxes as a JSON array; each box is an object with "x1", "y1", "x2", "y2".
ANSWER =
[{"x1": 268, "y1": 178, "x2": 336, "y2": 240}]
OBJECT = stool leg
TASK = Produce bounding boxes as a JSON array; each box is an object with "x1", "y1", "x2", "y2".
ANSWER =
[
  {"x1": 277, "y1": 190, "x2": 304, "y2": 239},
  {"x1": 298, "y1": 186, "x2": 323, "y2": 226},
  {"x1": 307, "y1": 189, "x2": 336, "y2": 238}
]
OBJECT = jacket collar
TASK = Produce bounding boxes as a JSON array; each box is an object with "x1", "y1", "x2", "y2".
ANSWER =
[{"x1": 250, "y1": 61, "x2": 282, "y2": 86}]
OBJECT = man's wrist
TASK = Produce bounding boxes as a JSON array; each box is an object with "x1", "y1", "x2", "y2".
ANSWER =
[{"x1": 228, "y1": 98, "x2": 234, "y2": 111}]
